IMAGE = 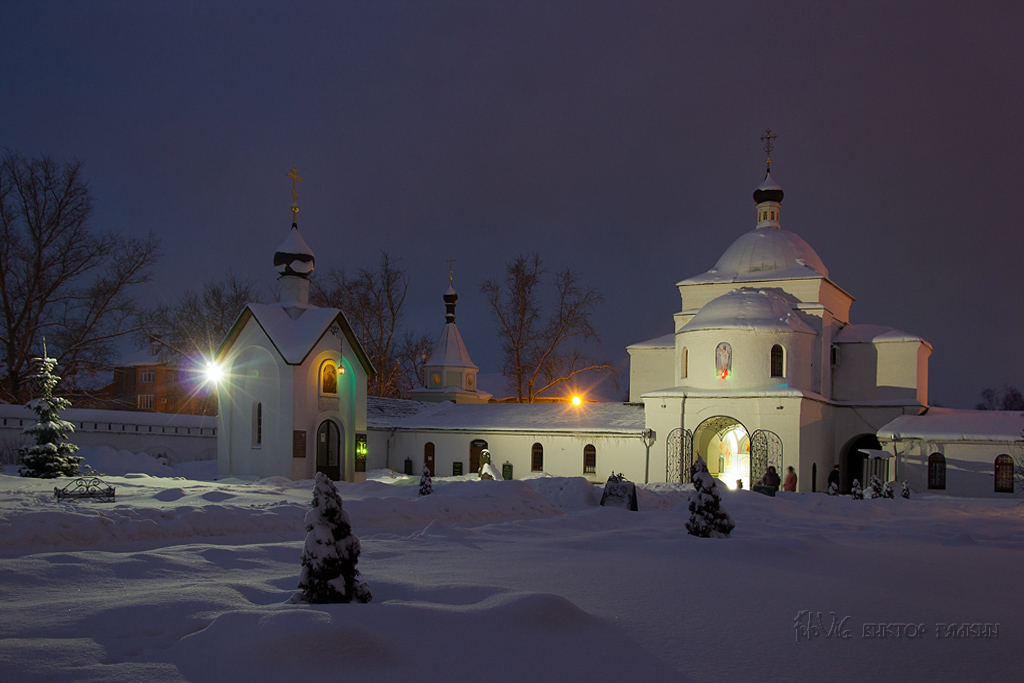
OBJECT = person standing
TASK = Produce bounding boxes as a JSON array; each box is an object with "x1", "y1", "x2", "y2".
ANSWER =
[
  {"x1": 827, "y1": 464, "x2": 841, "y2": 492},
  {"x1": 783, "y1": 466, "x2": 797, "y2": 492}
]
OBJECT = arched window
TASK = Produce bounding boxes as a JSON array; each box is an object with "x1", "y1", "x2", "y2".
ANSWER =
[
  {"x1": 583, "y1": 444, "x2": 596, "y2": 474},
  {"x1": 927, "y1": 453, "x2": 946, "y2": 490},
  {"x1": 321, "y1": 361, "x2": 338, "y2": 395},
  {"x1": 770, "y1": 345, "x2": 784, "y2": 378},
  {"x1": 995, "y1": 454, "x2": 1014, "y2": 493},
  {"x1": 531, "y1": 443, "x2": 544, "y2": 472},
  {"x1": 252, "y1": 402, "x2": 262, "y2": 447},
  {"x1": 680, "y1": 347, "x2": 688, "y2": 379}
]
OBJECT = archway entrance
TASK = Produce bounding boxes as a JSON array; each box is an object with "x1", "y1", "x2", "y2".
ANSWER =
[
  {"x1": 469, "y1": 439, "x2": 488, "y2": 475},
  {"x1": 843, "y1": 434, "x2": 880, "y2": 493},
  {"x1": 316, "y1": 420, "x2": 342, "y2": 481},
  {"x1": 693, "y1": 416, "x2": 750, "y2": 490}
]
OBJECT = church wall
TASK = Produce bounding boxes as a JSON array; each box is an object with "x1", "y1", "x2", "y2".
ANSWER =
[
  {"x1": 832, "y1": 341, "x2": 927, "y2": 403},
  {"x1": 675, "y1": 328, "x2": 815, "y2": 393},
  {"x1": 643, "y1": 396, "x2": 685, "y2": 482},
  {"x1": 626, "y1": 344, "x2": 674, "y2": 402},
  {"x1": 380, "y1": 428, "x2": 648, "y2": 483},
  {"x1": 217, "y1": 325, "x2": 286, "y2": 478},
  {"x1": 882, "y1": 437, "x2": 1018, "y2": 498}
]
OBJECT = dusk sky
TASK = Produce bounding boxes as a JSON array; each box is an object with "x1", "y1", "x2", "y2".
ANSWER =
[{"x1": 2, "y1": 1, "x2": 1021, "y2": 407}]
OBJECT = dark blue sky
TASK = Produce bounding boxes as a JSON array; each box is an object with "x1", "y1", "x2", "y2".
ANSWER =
[{"x1": 2, "y1": 1, "x2": 1021, "y2": 406}]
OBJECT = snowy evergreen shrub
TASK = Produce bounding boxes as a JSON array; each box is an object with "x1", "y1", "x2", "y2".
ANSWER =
[
  {"x1": 686, "y1": 461, "x2": 735, "y2": 538},
  {"x1": 868, "y1": 475, "x2": 884, "y2": 499},
  {"x1": 419, "y1": 466, "x2": 432, "y2": 496},
  {"x1": 827, "y1": 481, "x2": 839, "y2": 496},
  {"x1": 297, "y1": 472, "x2": 371, "y2": 604},
  {"x1": 882, "y1": 481, "x2": 895, "y2": 499},
  {"x1": 851, "y1": 479, "x2": 864, "y2": 500},
  {"x1": 901, "y1": 481, "x2": 910, "y2": 499},
  {"x1": 19, "y1": 351, "x2": 81, "y2": 479}
]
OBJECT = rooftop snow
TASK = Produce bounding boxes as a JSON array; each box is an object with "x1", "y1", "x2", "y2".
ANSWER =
[
  {"x1": 626, "y1": 333, "x2": 675, "y2": 349},
  {"x1": 246, "y1": 303, "x2": 344, "y2": 365},
  {"x1": 834, "y1": 323, "x2": 929, "y2": 345},
  {"x1": 382, "y1": 401, "x2": 646, "y2": 433},
  {"x1": 878, "y1": 407, "x2": 1024, "y2": 442}
]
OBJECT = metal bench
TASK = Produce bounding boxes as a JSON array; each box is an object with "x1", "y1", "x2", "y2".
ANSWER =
[{"x1": 54, "y1": 477, "x2": 116, "y2": 503}]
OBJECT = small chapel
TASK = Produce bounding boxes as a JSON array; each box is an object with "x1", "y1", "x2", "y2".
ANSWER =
[{"x1": 215, "y1": 172, "x2": 373, "y2": 481}]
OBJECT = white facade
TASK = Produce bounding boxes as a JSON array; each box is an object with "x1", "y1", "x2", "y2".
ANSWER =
[{"x1": 628, "y1": 169, "x2": 932, "y2": 491}]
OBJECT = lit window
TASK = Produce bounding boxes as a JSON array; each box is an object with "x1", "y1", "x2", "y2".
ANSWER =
[
  {"x1": 321, "y1": 361, "x2": 338, "y2": 394},
  {"x1": 137, "y1": 394, "x2": 155, "y2": 409},
  {"x1": 140, "y1": 368, "x2": 155, "y2": 383},
  {"x1": 770, "y1": 345, "x2": 784, "y2": 378},
  {"x1": 583, "y1": 445, "x2": 596, "y2": 474},
  {"x1": 927, "y1": 453, "x2": 945, "y2": 490},
  {"x1": 531, "y1": 443, "x2": 544, "y2": 472},
  {"x1": 995, "y1": 454, "x2": 1014, "y2": 493}
]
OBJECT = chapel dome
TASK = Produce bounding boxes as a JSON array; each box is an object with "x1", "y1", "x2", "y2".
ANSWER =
[
  {"x1": 273, "y1": 224, "x2": 315, "y2": 278},
  {"x1": 712, "y1": 227, "x2": 828, "y2": 279},
  {"x1": 681, "y1": 288, "x2": 816, "y2": 334}
]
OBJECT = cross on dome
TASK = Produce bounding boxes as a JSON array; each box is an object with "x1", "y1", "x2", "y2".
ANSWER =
[
  {"x1": 287, "y1": 166, "x2": 303, "y2": 223},
  {"x1": 760, "y1": 128, "x2": 777, "y2": 171}
]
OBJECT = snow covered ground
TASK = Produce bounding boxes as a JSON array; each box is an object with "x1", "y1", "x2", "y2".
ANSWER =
[{"x1": 1, "y1": 449, "x2": 1022, "y2": 682}]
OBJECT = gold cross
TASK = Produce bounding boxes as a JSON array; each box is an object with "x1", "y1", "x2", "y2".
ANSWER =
[
  {"x1": 760, "y1": 129, "x2": 777, "y2": 170},
  {"x1": 287, "y1": 167, "x2": 303, "y2": 204},
  {"x1": 446, "y1": 257, "x2": 455, "y2": 283}
]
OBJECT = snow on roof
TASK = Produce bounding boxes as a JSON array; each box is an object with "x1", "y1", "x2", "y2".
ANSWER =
[
  {"x1": 245, "y1": 303, "x2": 342, "y2": 364},
  {"x1": 679, "y1": 227, "x2": 828, "y2": 285},
  {"x1": 834, "y1": 324, "x2": 928, "y2": 345},
  {"x1": 273, "y1": 225, "x2": 315, "y2": 277},
  {"x1": 366, "y1": 396, "x2": 436, "y2": 428},
  {"x1": 681, "y1": 288, "x2": 816, "y2": 334},
  {"x1": 626, "y1": 333, "x2": 675, "y2": 350},
  {"x1": 425, "y1": 322, "x2": 478, "y2": 370},
  {"x1": 382, "y1": 401, "x2": 646, "y2": 434},
  {"x1": 878, "y1": 407, "x2": 1024, "y2": 442}
]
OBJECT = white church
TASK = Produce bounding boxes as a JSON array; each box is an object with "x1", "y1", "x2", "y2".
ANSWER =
[{"x1": 214, "y1": 161, "x2": 1020, "y2": 497}]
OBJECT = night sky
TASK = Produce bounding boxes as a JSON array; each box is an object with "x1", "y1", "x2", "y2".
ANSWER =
[{"x1": 2, "y1": 1, "x2": 1022, "y2": 407}]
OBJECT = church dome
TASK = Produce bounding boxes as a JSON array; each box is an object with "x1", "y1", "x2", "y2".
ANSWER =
[
  {"x1": 712, "y1": 227, "x2": 828, "y2": 279},
  {"x1": 682, "y1": 288, "x2": 816, "y2": 334},
  {"x1": 273, "y1": 225, "x2": 315, "y2": 278}
]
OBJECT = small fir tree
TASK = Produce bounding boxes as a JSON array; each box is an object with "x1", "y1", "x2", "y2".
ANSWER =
[
  {"x1": 19, "y1": 349, "x2": 81, "y2": 478},
  {"x1": 851, "y1": 479, "x2": 864, "y2": 500},
  {"x1": 901, "y1": 481, "x2": 911, "y2": 499},
  {"x1": 419, "y1": 466, "x2": 432, "y2": 496},
  {"x1": 297, "y1": 472, "x2": 371, "y2": 604},
  {"x1": 686, "y1": 460, "x2": 735, "y2": 538},
  {"x1": 882, "y1": 481, "x2": 895, "y2": 499},
  {"x1": 868, "y1": 475, "x2": 884, "y2": 499},
  {"x1": 827, "y1": 481, "x2": 839, "y2": 496}
]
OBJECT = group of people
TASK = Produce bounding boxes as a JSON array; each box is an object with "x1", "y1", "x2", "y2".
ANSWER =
[{"x1": 760, "y1": 465, "x2": 798, "y2": 492}]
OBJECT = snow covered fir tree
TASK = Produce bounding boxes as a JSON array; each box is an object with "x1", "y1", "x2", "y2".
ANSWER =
[
  {"x1": 851, "y1": 479, "x2": 864, "y2": 500},
  {"x1": 297, "y1": 472, "x2": 371, "y2": 604},
  {"x1": 686, "y1": 460, "x2": 735, "y2": 538},
  {"x1": 19, "y1": 349, "x2": 81, "y2": 478},
  {"x1": 868, "y1": 475, "x2": 884, "y2": 499},
  {"x1": 419, "y1": 466, "x2": 432, "y2": 496}
]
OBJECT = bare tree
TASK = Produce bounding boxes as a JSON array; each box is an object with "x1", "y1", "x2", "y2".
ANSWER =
[
  {"x1": 0, "y1": 150, "x2": 159, "y2": 402},
  {"x1": 310, "y1": 252, "x2": 431, "y2": 399},
  {"x1": 138, "y1": 273, "x2": 263, "y2": 362},
  {"x1": 976, "y1": 385, "x2": 1024, "y2": 411},
  {"x1": 482, "y1": 254, "x2": 615, "y2": 402}
]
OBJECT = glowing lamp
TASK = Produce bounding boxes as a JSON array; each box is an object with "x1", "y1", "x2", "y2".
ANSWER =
[
  {"x1": 204, "y1": 361, "x2": 224, "y2": 385},
  {"x1": 572, "y1": 396, "x2": 582, "y2": 406},
  {"x1": 720, "y1": 369, "x2": 728, "y2": 379},
  {"x1": 338, "y1": 365, "x2": 345, "y2": 375}
]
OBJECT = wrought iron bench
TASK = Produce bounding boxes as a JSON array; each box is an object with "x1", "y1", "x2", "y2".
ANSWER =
[{"x1": 54, "y1": 477, "x2": 116, "y2": 503}]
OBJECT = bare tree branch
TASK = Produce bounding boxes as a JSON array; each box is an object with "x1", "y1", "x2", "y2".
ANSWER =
[
  {"x1": 482, "y1": 253, "x2": 616, "y2": 402},
  {"x1": 0, "y1": 149, "x2": 160, "y2": 401}
]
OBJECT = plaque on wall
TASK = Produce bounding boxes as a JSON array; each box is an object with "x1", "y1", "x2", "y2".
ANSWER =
[
  {"x1": 319, "y1": 396, "x2": 340, "y2": 412},
  {"x1": 293, "y1": 430, "x2": 307, "y2": 458}
]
